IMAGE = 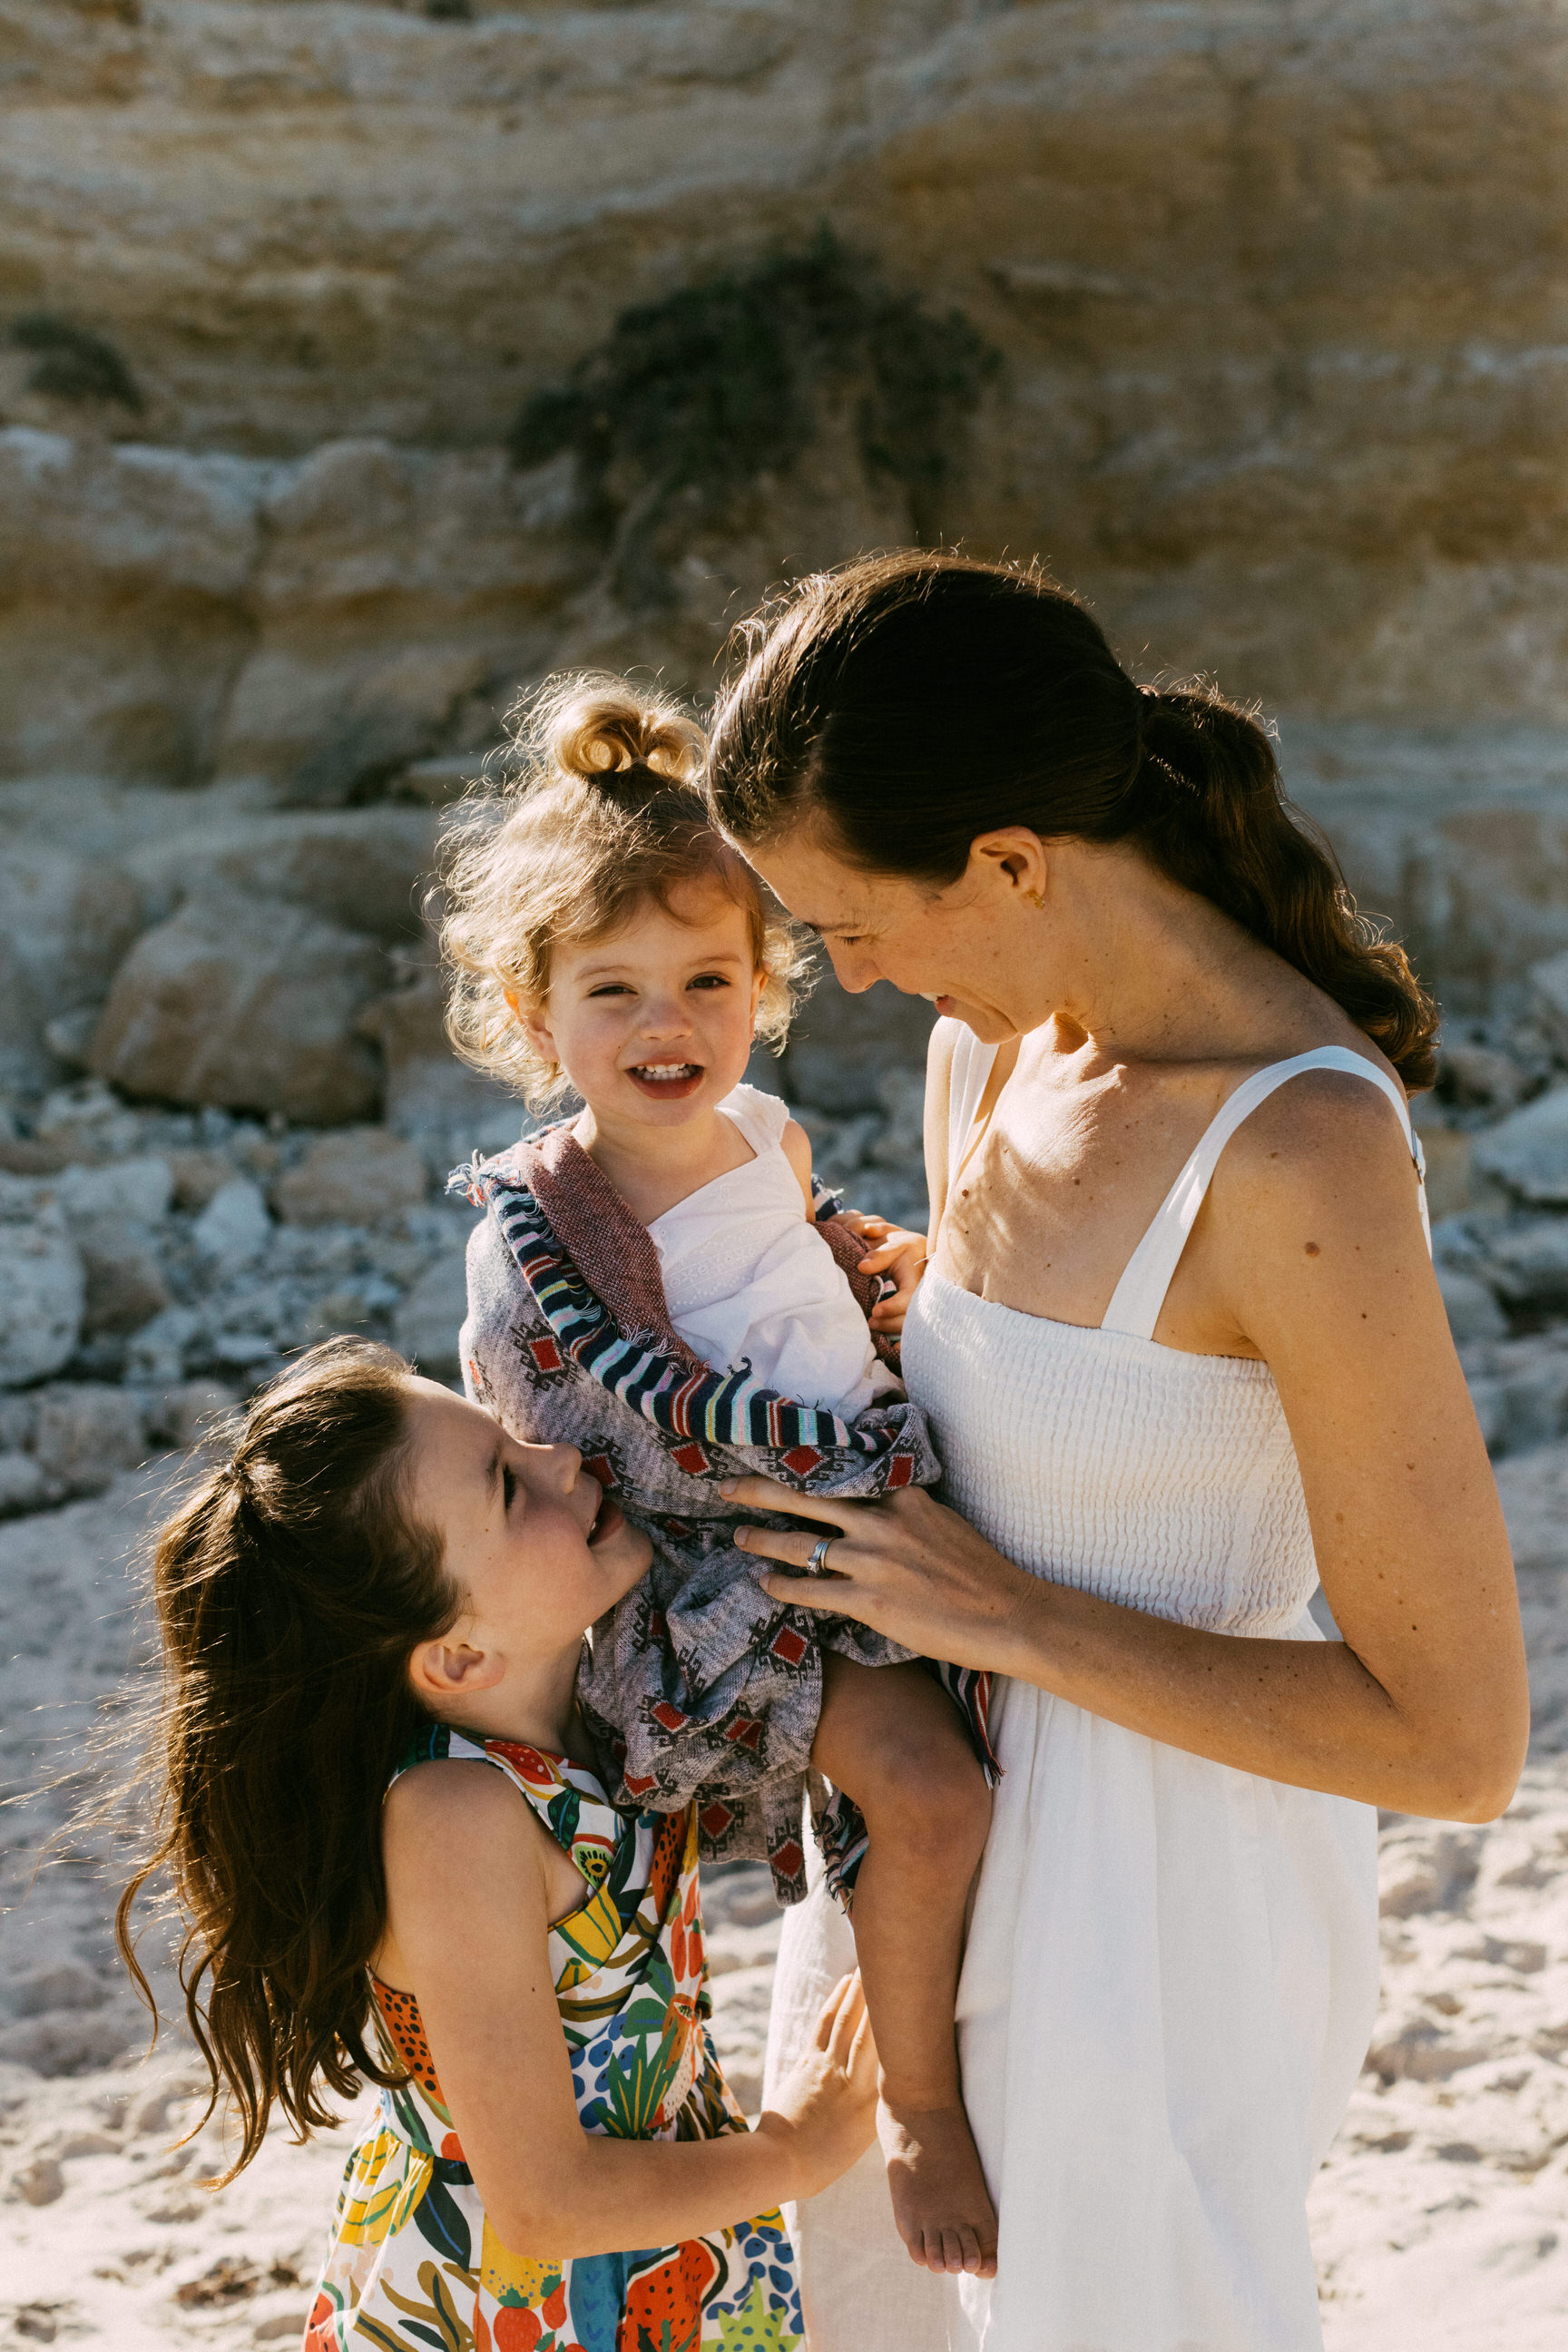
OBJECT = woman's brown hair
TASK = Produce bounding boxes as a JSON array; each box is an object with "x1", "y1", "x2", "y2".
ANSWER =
[
  {"x1": 440, "y1": 672, "x2": 810, "y2": 1107},
  {"x1": 707, "y1": 552, "x2": 1438, "y2": 1088},
  {"x1": 116, "y1": 1338, "x2": 457, "y2": 2180}
]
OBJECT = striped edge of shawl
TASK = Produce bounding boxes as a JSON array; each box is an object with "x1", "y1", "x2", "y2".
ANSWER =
[{"x1": 451, "y1": 1156, "x2": 921, "y2": 1485}]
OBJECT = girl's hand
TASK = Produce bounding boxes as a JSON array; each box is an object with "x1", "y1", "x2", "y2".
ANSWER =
[
  {"x1": 837, "y1": 1213, "x2": 929, "y2": 1334},
  {"x1": 726, "y1": 1478, "x2": 1036, "y2": 1671},
  {"x1": 756, "y1": 1972, "x2": 878, "y2": 2199}
]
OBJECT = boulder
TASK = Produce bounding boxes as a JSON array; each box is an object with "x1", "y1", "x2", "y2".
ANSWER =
[
  {"x1": 0, "y1": 1453, "x2": 51, "y2": 1517},
  {"x1": 124, "y1": 806, "x2": 437, "y2": 946},
  {"x1": 357, "y1": 967, "x2": 530, "y2": 1170},
  {"x1": 1436, "y1": 1269, "x2": 1507, "y2": 1348},
  {"x1": 56, "y1": 1155, "x2": 174, "y2": 1227},
  {"x1": 208, "y1": 439, "x2": 587, "y2": 799},
  {"x1": 781, "y1": 967, "x2": 934, "y2": 1115},
  {"x1": 89, "y1": 893, "x2": 387, "y2": 1124},
  {"x1": 191, "y1": 1178, "x2": 270, "y2": 1273},
  {"x1": 150, "y1": 1379, "x2": 240, "y2": 1450},
  {"x1": 273, "y1": 1128, "x2": 428, "y2": 1227},
  {"x1": 1440, "y1": 1043, "x2": 1529, "y2": 1113},
  {"x1": 0, "y1": 846, "x2": 144, "y2": 1091},
  {"x1": 31, "y1": 1385, "x2": 151, "y2": 1498},
  {"x1": 1472, "y1": 1088, "x2": 1568, "y2": 1207},
  {"x1": 0, "y1": 430, "x2": 266, "y2": 781},
  {"x1": 33, "y1": 1080, "x2": 145, "y2": 1161},
  {"x1": 1480, "y1": 1221, "x2": 1568, "y2": 1313},
  {"x1": 0, "y1": 1178, "x2": 83, "y2": 1387},
  {"x1": 165, "y1": 1147, "x2": 240, "y2": 1210},
  {"x1": 77, "y1": 1220, "x2": 172, "y2": 1338},
  {"x1": 394, "y1": 1253, "x2": 470, "y2": 1381}
]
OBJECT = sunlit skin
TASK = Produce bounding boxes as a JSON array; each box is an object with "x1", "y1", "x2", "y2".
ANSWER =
[
  {"x1": 505, "y1": 882, "x2": 999, "y2": 2277},
  {"x1": 722, "y1": 815, "x2": 1529, "y2": 1830},
  {"x1": 368, "y1": 1379, "x2": 880, "y2": 2259}
]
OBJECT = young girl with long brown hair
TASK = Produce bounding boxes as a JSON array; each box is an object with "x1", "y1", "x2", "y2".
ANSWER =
[{"x1": 119, "y1": 1338, "x2": 876, "y2": 2352}]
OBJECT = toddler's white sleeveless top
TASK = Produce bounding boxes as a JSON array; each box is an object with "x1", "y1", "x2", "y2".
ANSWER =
[{"x1": 649, "y1": 1083, "x2": 897, "y2": 1419}]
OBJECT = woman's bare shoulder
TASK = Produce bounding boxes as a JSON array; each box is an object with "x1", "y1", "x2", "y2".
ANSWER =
[
  {"x1": 1208, "y1": 1063, "x2": 1435, "y2": 1344},
  {"x1": 1219, "y1": 1061, "x2": 1418, "y2": 1202}
]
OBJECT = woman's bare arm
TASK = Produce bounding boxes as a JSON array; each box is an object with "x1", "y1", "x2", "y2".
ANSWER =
[
  {"x1": 379, "y1": 1765, "x2": 876, "y2": 2258},
  {"x1": 727, "y1": 1085, "x2": 1528, "y2": 1824}
]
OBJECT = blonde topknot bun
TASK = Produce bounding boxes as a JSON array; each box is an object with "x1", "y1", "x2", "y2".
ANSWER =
[{"x1": 543, "y1": 676, "x2": 707, "y2": 789}]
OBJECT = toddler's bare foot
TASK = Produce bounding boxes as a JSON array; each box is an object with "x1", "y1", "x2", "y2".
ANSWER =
[{"x1": 877, "y1": 2095, "x2": 998, "y2": 2278}]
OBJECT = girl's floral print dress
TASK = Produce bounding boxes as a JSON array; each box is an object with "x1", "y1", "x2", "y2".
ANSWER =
[{"x1": 306, "y1": 1725, "x2": 802, "y2": 2352}]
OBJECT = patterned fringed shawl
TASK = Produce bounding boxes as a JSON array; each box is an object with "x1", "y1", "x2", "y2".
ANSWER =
[{"x1": 453, "y1": 1124, "x2": 995, "y2": 1903}]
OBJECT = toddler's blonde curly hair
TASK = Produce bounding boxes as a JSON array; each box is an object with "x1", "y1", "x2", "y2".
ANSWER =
[{"x1": 439, "y1": 674, "x2": 810, "y2": 1109}]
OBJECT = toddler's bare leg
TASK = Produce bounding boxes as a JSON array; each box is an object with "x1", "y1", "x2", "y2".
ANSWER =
[{"x1": 813, "y1": 1652, "x2": 996, "y2": 2278}]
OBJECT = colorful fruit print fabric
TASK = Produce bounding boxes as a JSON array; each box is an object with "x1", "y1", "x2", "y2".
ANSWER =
[{"x1": 304, "y1": 1724, "x2": 803, "y2": 2352}]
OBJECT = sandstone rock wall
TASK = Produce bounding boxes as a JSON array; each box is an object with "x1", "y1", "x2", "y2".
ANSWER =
[{"x1": 4, "y1": 0, "x2": 1567, "y2": 767}]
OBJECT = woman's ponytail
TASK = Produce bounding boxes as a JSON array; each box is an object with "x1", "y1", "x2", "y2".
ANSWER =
[
  {"x1": 1132, "y1": 685, "x2": 1438, "y2": 1089},
  {"x1": 708, "y1": 552, "x2": 1440, "y2": 1090}
]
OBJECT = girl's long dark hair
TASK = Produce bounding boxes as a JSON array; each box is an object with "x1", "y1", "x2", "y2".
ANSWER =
[
  {"x1": 708, "y1": 551, "x2": 1438, "y2": 1088},
  {"x1": 117, "y1": 1338, "x2": 458, "y2": 2180}
]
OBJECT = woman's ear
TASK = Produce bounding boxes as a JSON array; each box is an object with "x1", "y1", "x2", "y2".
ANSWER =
[
  {"x1": 968, "y1": 828, "x2": 1050, "y2": 909},
  {"x1": 408, "y1": 1637, "x2": 505, "y2": 1709}
]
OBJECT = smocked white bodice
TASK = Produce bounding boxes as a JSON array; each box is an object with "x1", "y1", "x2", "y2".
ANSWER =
[
  {"x1": 901, "y1": 1024, "x2": 1428, "y2": 1642},
  {"x1": 904, "y1": 1277, "x2": 1317, "y2": 1637}
]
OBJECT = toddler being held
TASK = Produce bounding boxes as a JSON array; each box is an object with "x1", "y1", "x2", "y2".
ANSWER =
[{"x1": 439, "y1": 678, "x2": 997, "y2": 2278}]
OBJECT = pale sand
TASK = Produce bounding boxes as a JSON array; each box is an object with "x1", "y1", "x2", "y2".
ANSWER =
[{"x1": 3, "y1": 1451, "x2": 1565, "y2": 2346}]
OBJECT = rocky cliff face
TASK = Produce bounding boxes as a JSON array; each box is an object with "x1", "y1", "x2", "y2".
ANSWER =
[
  {"x1": 5, "y1": 0, "x2": 1568, "y2": 1505},
  {"x1": 5, "y1": 0, "x2": 1568, "y2": 760}
]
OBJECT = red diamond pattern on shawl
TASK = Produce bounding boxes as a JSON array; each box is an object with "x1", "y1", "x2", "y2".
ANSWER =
[
  {"x1": 769, "y1": 1625, "x2": 808, "y2": 1667},
  {"x1": 770, "y1": 1838, "x2": 805, "y2": 1884},
  {"x1": 780, "y1": 1444, "x2": 822, "y2": 1476},
  {"x1": 725, "y1": 1712, "x2": 765, "y2": 1753},
  {"x1": 652, "y1": 1700, "x2": 688, "y2": 1733},
  {"x1": 700, "y1": 1800, "x2": 735, "y2": 1840},
  {"x1": 887, "y1": 1450, "x2": 916, "y2": 1487},
  {"x1": 583, "y1": 1453, "x2": 615, "y2": 1489},
  {"x1": 530, "y1": 1335, "x2": 563, "y2": 1373},
  {"x1": 623, "y1": 1771, "x2": 658, "y2": 1798},
  {"x1": 670, "y1": 1441, "x2": 710, "y2": 1476}
]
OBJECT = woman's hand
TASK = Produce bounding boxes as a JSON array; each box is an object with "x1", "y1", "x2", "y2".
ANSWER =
[
  {"x1": 755, "y1": 1972, "x2": 878, "y2": 2200},
  {"x1": 726, "y1": 1477, "x2": 1037, "y2": 1670},
  {"x1": 830, "y1": 1211, "x2": 929, "y2": 1334}
]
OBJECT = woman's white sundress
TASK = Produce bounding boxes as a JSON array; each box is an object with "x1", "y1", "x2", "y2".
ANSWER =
[{"x1": 765, "y1": 1027, "x2": 1428, "y2": 2351}]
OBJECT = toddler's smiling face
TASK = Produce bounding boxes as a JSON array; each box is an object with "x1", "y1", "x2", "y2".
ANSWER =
[{"x1": 516, "y1": 879, "x2": 765, "y2": 1129}]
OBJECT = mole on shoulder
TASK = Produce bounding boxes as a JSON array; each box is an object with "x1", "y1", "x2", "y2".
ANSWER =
[{"x1": 1304, "y1": 1241, "x2": 1321, "y2": 1257}]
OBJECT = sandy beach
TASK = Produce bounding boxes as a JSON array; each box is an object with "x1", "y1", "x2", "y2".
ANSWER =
[{"x1": 4, "y1": 1448, "x2": 1565, "y2": 2348}]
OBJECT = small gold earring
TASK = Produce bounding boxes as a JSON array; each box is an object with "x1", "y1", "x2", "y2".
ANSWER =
[{"x1": 1024, "y1": 887, "x2": 1045, "y2": 909}]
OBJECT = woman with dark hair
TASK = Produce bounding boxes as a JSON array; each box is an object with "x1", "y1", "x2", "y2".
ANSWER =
[{"x1": 704, "y1": 553, "x2": 1529, "y2": 2351}]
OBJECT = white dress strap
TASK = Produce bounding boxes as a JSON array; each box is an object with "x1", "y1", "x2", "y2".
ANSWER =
[
  {"x1": 1101, "y1": 1045, "x2": 1431, "y2": 1343},
  {"x1": 717, "y1": 1081, "x2": 789, "y2": 1155}
]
